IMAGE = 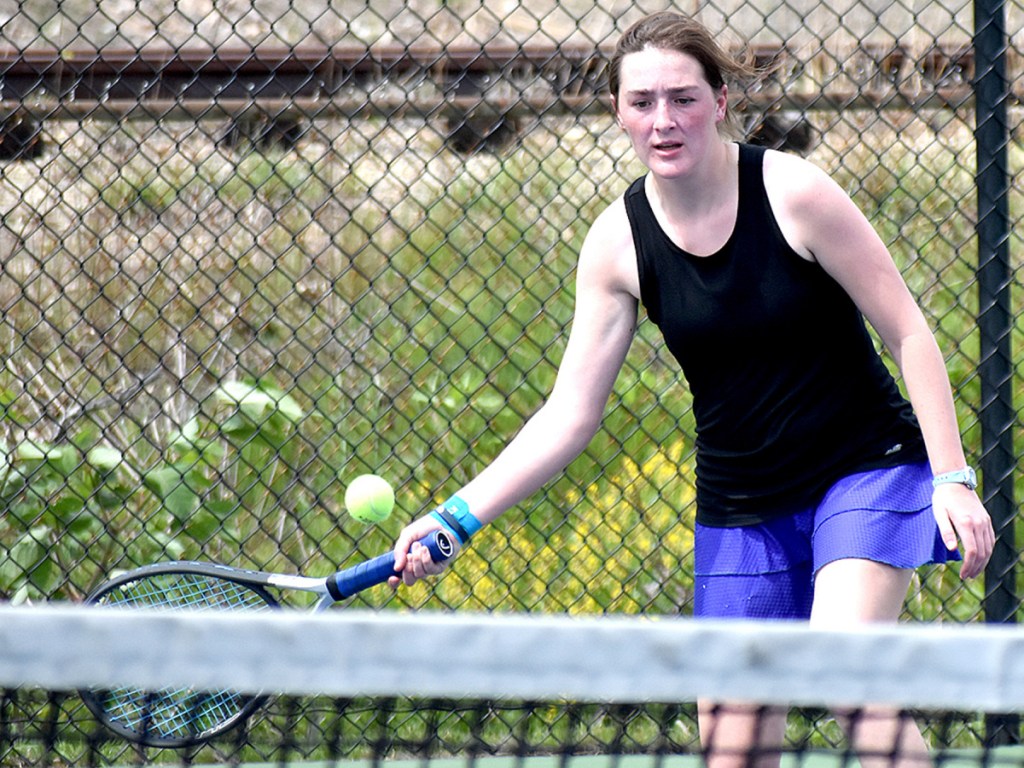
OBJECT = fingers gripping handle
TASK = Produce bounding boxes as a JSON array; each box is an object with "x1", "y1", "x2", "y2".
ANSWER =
[{"x1": 326, "y1": 530, "x2": 455, "y2": 601}]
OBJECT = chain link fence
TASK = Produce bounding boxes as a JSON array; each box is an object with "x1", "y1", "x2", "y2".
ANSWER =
[{"x1": 0, "y1": 0, "x2": 1019, "y2": 626}]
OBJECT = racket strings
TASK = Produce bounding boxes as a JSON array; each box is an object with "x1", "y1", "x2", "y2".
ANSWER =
[
  {"x1": 96, "y1": 572, "x2": 275, "y2": 611},
  {"x1": 88, "y1": 572, "x2": 274, "y2": 742},
  {"x1": 96, "y1": 687, "x2": 248, "y2": 742}
]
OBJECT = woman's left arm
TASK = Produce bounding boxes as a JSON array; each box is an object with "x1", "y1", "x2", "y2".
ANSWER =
[{"x1": 764, "y1": 150, "x2": 994, "y2": 579}]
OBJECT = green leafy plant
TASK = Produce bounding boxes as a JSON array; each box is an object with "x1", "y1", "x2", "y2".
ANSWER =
[{"x1": 0, "y1": 380, "x2": 311, "y2": 602}]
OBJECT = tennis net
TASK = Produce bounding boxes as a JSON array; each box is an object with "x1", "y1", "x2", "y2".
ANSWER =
[{"x1": 2, "y1": 604, "x2": 1024, "y2": 767}]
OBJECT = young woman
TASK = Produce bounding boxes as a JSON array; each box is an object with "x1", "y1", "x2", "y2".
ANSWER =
[{"x1": 389, "y1": 11, "x2": 994, "y2": 767}]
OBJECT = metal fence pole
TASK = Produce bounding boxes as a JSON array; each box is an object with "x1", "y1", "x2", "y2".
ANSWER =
[{"x1": 975, "y1": 0, "x2": 1018, "y2": 745}]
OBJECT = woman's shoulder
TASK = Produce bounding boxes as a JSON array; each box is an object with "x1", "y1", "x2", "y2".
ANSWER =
[
  {"x1": 761, "y1": 147, "x2": 826, "y2": 185},
  {"x1": 762, "y1": 148, "x2": 848, "y2": 215},
  {"x1": 760, "y1": 147, "x2": 873, "y2": 263},
  {"x1": 587, "y1": 192, "x2": 633, "y2": 247},
  {"x1": 759, "y1": 149, "x2": 847, "y2": 261},
  {"x1": 579, "y1": 194, "x2": 641, "y2": 298}
]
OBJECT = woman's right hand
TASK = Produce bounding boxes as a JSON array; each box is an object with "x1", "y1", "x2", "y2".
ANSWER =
[{"x1": 389, "y1": 514, "x2": 462, "y2": 588}]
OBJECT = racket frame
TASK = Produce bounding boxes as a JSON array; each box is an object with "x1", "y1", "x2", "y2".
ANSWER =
[{"x1": 79, "y1": 530, "x2": 454, "y2": 747}]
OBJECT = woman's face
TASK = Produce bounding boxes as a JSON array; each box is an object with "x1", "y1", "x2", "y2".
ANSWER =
[{"x1": 613, "y1": 46, "x2": 728, "y2": 179}]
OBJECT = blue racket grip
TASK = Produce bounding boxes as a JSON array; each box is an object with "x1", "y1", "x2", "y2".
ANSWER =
[{"x1": 325, "y1": 530, "x2": 455, "y2": 601}]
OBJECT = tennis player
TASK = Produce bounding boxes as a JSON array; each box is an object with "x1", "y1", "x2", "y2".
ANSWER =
[{"x1": 391, "y1": 11, "x2": 994, "y2": 768}]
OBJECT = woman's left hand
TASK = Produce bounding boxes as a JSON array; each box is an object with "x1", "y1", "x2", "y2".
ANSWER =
[{"x1": 932, "y1": 483, "x2": 995, "y2": 579}]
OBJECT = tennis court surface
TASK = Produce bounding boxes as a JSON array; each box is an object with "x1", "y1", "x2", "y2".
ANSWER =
[{"x1": 2, "y1": 606, "x2": 1024, "y2": 767}]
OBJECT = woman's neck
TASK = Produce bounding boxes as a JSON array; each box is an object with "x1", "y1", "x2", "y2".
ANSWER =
[{"x1": 647, "y1": 140, "x2": 737, "y2": 221}]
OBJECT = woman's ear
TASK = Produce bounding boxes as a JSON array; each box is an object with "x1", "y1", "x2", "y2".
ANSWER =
[
  {"x1": 611, "y1": 96, "x2": 623, "y2": 128},
  {"x1": 715, "y1": 85, "x2": 729, "y2": 123}
]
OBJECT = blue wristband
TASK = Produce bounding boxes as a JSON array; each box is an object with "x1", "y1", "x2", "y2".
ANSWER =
[{"x1": 429, "y1": 496, "x2": 482, "y2": 545}]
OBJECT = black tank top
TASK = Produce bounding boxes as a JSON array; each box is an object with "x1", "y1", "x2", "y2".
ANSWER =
[{"x1": 626, "y1": 143, "x2": 926, "y2": 526}]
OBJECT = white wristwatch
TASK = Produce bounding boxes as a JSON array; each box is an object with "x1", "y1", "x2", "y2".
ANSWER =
[{"x1": 932, "y1": 467, "x2": 978, "y2": 490}]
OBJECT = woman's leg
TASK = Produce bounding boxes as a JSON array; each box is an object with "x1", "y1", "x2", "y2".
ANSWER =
[
  {"x1": 698, "y1": 701, "x2": 788, "y2": 768},
  {"x1": 811, "y1": 558, "x2": 932, "y2": 768},
  {"x1": 693, "y1": 517, "x2": 815, "y2": 768}
]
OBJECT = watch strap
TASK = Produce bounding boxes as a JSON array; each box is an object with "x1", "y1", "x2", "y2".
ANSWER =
[{"x1": 932, "y1": 467, "x2": 977, "y2": 490}]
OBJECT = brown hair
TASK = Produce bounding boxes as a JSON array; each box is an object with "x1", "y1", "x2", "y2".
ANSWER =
[{"x1": 608, "y1": 12, "x2": 756, "y2": 133}]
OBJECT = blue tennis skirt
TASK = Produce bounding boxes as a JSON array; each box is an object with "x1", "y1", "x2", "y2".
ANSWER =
[{"x1": 693, "y1": 462, "x2": 960, "y2": 620}]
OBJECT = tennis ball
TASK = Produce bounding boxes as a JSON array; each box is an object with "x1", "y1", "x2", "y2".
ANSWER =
[{"x1": 344, "y1": 474, "x2": 395, "y2": 523}]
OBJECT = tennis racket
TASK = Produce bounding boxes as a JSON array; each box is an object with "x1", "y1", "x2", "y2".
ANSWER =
[{"x1": 79, "y1": 531, "x2": 454, "y2": 748}]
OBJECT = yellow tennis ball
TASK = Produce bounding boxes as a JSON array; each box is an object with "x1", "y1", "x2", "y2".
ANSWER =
[{"x1": 344, "y1": 474, "x2": 395, "y2": 523}]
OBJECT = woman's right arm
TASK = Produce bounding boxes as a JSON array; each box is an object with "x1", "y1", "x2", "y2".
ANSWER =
[{"x1": 391, "y1": 200, "x2": 641, "y2": 583}]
